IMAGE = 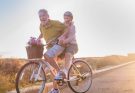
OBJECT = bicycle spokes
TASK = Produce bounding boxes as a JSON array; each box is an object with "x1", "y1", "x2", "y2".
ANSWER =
[
  {"x1": 68, "y1": 60, "x2": 92, "y2": 93},
  {"x1": 16, "y1": 62, "x2": 46, "y2": 93}
]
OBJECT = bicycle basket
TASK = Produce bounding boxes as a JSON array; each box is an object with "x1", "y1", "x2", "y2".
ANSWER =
[{"x1": 26, "y1": 45, "x2": 44, "y2": 59}]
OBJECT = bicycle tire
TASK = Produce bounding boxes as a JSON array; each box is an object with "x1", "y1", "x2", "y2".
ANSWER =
[
  {"x1": 67, "y1": 60, "x2": 93, "y2": 93},
  {"x1": 15, "y1": 61, "x2": 46, "y2": 93}
]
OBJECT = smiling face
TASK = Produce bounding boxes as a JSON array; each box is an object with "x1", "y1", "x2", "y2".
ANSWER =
[
  {"x1": 64, "y1": 16, "x2": 72, "y2": 23},
  {"x1": 64, "y1": 16, "x2": 72, "y2": 24},
  {"x1": 64, "y1": 11, "x2": 73, "y2": 25},
  {"x1": 38, "y1": 9, "x2": 49, "y2": 25}
]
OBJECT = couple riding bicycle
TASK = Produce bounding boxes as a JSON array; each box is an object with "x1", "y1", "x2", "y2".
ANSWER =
[
  {"x1": 38, "y1": 9, "x2": 78, "y2": 93},
  {"x1": 16, "y1": 9, "x2": 92, "y2": 93}
]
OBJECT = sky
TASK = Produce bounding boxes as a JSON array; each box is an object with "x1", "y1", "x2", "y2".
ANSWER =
[{"x1": 0, "y1": 0, "x2": 135, "y2": 58}]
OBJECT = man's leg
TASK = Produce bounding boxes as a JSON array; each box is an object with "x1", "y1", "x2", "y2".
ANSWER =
[
  {"x1": 44, "y1": 44, "x2": 65, "y2": 72},
  {"x1": 44, "y1": 54, "x2": 60, "y2": 90},
  {"x1": 44, "y1": 54, "x2": 60, "y2": 72},
  {"x1": 45, "y1": 44, "x2": 67, "y2": 93}
]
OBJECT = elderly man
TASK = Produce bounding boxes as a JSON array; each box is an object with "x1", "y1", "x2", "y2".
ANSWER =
[{"x1": 38, "y1": 9, "x2": 67, "y2": 80}]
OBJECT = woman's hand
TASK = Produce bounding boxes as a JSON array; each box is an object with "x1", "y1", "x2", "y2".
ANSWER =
[
  {"x1": 63, "y1": 39, "x2": 68, "y2": 44},
  {"x1": 58, "y1": 38, "x2": 64, "y2": 45},
  {"x1": 58, "y1": 36, "x2": 65, "y2": 46}
]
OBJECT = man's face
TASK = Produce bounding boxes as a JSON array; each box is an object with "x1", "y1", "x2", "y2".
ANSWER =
[
  {"x1": 39, "y1": 12, "x2": 49, "y2": 25},
  {"x1": 64, "y1": 16, "x2": 72, "y2": 23}
]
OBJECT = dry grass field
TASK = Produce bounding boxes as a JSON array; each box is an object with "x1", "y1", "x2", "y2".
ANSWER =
[
  {"x1": 0, "y1": 54, "x2": 135, "y2": 93},
  {"x1": 0, "y1": 58, "x2": 26, "y2": 93}
]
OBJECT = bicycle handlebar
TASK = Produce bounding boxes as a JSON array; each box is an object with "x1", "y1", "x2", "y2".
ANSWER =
[{"x1": 43, "y1": 37, "x2": 59, "y2": 47}]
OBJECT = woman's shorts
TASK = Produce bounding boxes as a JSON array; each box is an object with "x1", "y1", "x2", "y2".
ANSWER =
[
  {"x1": 57, "y1": 43, "x2": 78, "y2": 59},
  {"x1": 45, "y1": 44, "x2": 65, "y2": 58},
  {"x1": 65, "y1": 43, "x2": 78, "y2": 55}
]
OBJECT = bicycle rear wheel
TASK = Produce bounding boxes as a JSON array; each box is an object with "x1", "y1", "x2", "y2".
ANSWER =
[
  {"x1": 16, "y1": 61, "x2": 46, "y2": 93},
  {"x1": 68, "y1": 60, "x2": 92, "y2": 93}
]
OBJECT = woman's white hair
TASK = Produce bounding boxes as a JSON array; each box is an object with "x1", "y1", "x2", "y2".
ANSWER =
[{"x1": 64, "y1": 11, "x2": 73, "y2": 19}]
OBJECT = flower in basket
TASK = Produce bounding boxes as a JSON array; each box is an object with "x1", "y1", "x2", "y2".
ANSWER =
[
  {"x1": 26, "y1": 37, "x2": 44, "y2": 59},
  {"x1": 27, "y1": 37, "x2": 44, "y2": 46}
]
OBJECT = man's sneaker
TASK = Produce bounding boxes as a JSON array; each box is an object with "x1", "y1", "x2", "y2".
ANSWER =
[
  {"x1": 54, "y1": 71, "x2": 66, "y2": 80},
  {"x1": 48, "y1": 88, "x2": 60, "y2": 93},
  {"x1": 63, "y1": 69, "x2": 68, "y2": 78}
]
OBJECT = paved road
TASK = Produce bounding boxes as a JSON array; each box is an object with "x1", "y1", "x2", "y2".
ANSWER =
[
  {"x1": 8, "y1": 62, "x2": 135, "y2": 93},
  {"x1": 61, "y1": 62, "x2": 135, "y2": 93}
]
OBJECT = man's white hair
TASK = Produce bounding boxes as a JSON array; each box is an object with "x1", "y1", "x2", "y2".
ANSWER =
[{"x1": 38, "y1": 9, "x2": 48, "y2": 15}]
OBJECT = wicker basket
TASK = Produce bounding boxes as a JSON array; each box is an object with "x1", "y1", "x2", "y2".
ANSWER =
[{"x1": 26, "y1": 45, "x2": 44, "y2": 59}]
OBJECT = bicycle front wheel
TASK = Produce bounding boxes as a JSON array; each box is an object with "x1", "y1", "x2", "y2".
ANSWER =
[
  {"x1": 68, "y1": 60, "x2": 93, "y2": 93},
  {"x1": 16, "y1": 61, "x2": 46, "y2": 93}
]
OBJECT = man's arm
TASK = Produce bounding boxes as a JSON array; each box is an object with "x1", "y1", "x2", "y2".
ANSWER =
[
  {"x1": 38, "y1": 25, "x2": 43, "y2": 40},
  {"x1": 38, "y1": 33, "x2": 43, "y2": 40}
]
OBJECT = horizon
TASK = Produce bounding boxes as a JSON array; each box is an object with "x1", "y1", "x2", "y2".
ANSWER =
[{"x1": 1, "y1": 52, "x2": 135, "y2": 59}]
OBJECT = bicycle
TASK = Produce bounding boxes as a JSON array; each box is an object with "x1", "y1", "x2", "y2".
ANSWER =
[{"x1": 15, "y1": 44, "x2": 93, "y2": 93}]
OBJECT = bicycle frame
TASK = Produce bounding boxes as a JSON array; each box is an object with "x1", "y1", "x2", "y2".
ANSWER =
[
  {"x1": 27, "y1": 59, "x2": 91, "y2": 83},
  {"x1": 29, "y1": 59, "x2": 56, "y2": 81}
]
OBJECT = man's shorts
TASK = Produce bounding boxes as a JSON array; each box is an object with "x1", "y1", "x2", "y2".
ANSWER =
[{"x1": 45, "y1": 44, "x2": 65, "y2": 58}]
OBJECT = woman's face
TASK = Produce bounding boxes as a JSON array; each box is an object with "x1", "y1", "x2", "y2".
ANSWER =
[{"x1": 64, "y1": 16, "x2": 72, "y2": 23}]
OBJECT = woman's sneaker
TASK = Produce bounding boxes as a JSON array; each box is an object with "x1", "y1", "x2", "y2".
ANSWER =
[{"x1": 48, "y1": 88, "x2": 60, "y2": 93}]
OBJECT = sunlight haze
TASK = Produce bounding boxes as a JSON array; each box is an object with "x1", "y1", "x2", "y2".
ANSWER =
[{"x1": 0, "y1": 0, "x2": 135, "y2": 58}]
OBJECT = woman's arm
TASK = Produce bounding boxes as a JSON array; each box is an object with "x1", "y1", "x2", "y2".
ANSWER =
[
  {"x1": 59, "y1": 28, "x2": 68, "y2": 39},
  {"x1": 64, "y1": 25, "x2": 76, "y2": 43},
  {"x1": 58, "y1": 28, "x2": 68, "y2": 45}
]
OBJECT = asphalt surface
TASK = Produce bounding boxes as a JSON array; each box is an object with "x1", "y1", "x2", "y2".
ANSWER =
[
  {"x1": 61, "y1": 62, "x2": 135, "y2": 93},
  {"x1": 8, "y1": 62, "x2": 135, "y2": 93}
]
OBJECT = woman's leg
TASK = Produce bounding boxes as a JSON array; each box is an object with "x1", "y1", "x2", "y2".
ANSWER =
[
  {"x1": 64, "y1": 52, "x2": 73, "y2": 76},
  {"x1": 64, "y1": 44, "x2": 78, "y2": 76}
]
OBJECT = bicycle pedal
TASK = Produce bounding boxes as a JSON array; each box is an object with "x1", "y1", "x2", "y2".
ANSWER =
[{"x1": 56, "y1": 79, "x2": 65, "y2": 86}]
